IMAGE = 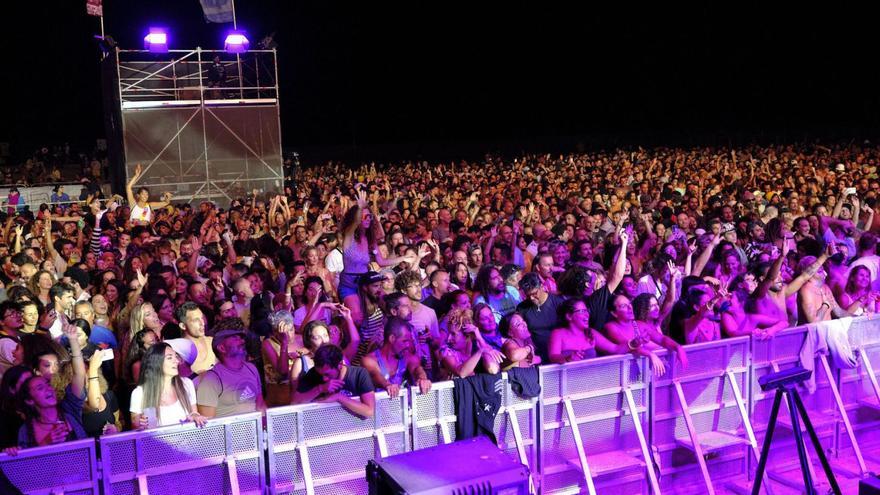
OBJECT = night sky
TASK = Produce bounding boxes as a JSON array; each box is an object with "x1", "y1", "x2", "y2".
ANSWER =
[{"x1": 4, "y1": 3, "x2": 880, "y2": 162}]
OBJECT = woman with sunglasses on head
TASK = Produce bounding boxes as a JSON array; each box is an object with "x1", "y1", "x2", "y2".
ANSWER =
[{"x1": 129, "y1": 342, "x2": 206, "y2": 430}]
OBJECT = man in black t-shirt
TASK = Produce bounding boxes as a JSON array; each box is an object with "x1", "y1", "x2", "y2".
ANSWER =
[
  {"x1": 517, "y1": 273, "x2": 566, "y2": 361},
  {"x1": 584, "y1": 230, "x2": 630, "y2": 332},
  {"x1": 292, "y1": 344, "x2": 375, "y2": 418},
  {"x1": 422, "y1": 269, "x2": 451, "y2": 319}
]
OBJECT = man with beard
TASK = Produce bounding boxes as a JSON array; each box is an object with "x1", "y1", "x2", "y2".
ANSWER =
[
  {"x1": 752, "y1": 242, "x2": 830, "y2": 327},
  {"x1": 196, "y1": 327, "x2": 265, "y2": 418},
  {"x1": 349, "y1": 272, "x2": 388, "y2": 365},
  {"x1": 473, "y1": 265, "x2": 522, "y2": 323},
  {"x1": 797, "y1": 253, "x2": 854, "y2": 325}
]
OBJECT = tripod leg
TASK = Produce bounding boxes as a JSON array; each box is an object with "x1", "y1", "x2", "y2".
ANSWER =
[
  {"x1": 752, "y1": 389, "x2": 784, "y2": 495},
  {"x1": 784, "y1": 388, "x2": 817, "y2": 495},
  {"x1": 791, "y1": 389, "x2": 842, "y2": 495}
]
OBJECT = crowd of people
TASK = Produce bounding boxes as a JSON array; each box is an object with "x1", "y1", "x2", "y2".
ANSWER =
[
  {"x1": 0, "y1": 140, "x2": 879, "y2": 453},
  {"x1": 2, "y1": 143, "x2": 106, "y2": 187}
]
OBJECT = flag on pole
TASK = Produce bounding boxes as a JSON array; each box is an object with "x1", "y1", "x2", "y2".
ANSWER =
[
  {"x1": 199, "y1": 0, "x2": 234, "y2": 23},
  {"x1": 86, "y1": 0, "x2": 103, "y2": 16}
]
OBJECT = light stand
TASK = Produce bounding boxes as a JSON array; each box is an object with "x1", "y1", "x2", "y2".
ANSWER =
[{"x1": 751, "y1": 366, "x2": 841, "y2": 495}]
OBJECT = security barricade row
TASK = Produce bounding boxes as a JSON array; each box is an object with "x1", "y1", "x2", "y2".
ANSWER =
[
  {"x1": 1, "y1": 316, "x2": 879, "y2": 495},
  {"x1": 99, "y1": 412, "x2": 265, "y2": 495}
]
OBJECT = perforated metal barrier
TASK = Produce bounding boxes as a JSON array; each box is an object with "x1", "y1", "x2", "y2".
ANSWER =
[
  {"x1": 99, "y1": 412, "x2": 264, "y2": 495},
  {"x1": 3, "y1": 316, "x2": 880, "y2": 495},
  {"x1": 265, "y1": 391, "x2": 408, "y2": 495},
  {"x1": 539, "y1": 354, "x2": 654, "y2": 495},
  {"x1": 0, "y1": 438, "x2": 99, "y2": 495}
]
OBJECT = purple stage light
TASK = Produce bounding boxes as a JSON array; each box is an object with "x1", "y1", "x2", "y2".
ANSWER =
[
  {"x1": 224, "y1": 30, "x2": 249, "y2": 53},
  {"x1": 144, "y1": 27, "x2": 169, "y2": 53}
]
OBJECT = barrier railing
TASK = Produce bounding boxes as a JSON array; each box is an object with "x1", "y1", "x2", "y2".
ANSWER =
[
  {"x1": 3, "y1": 316, "x2": 880, "y2": 495},
  {"x1": 265, "y1": 391, "x2": 408, "y2": 495},
  {"x1": 0, "y1": 438, "x2": 99, "y2": 495},
  {"x1": 99, "y1": 412, "x2": 264, "y2": 495},
  {"x1": 539, "y1": 354, "x2": 654, "y2": 495}
]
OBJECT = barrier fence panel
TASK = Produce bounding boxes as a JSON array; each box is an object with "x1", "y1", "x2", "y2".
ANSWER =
[
  {"x1": 652, "y1": 337, "x2": 753, "y2": 494},
  {"x1": 99, "y1": 412, "x2": 264, "y2": 495},
  {"x1": 842, "y1": 315, "x2": 880, "y2": 457},
  {"x1": 265, "y1": 392, "x2": 408, "y2": 495},
  {"x1": 0, "y1": 438, "x2": 99, "y2": 495},
  {"x1": 494, "y1": 372, "x2": 541, "y2": 479},
  {"x1": 410, "y1": 380, "x2": 457, "y2": 450},
  {"x1": 538, "y1": 354, "x2": 654, "y2": 495},
  {"x1": 6, "y1": 316, "x2": 880, "y2": 495}
]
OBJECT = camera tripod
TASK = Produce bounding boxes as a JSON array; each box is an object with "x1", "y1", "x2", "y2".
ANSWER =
[{"x1": 751, "y1": 367, "x2": 841, "y2": 495}]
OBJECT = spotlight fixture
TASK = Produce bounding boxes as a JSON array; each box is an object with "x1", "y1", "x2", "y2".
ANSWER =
[
  {"x1": 224, "y1": 30, "x2": 249, "y2": 53},
  {"x1": 144, "y1": 27, "x2": 169, "y2": 53}
]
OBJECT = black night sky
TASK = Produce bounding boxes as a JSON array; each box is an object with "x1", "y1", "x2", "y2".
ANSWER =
[{"x1": 4, "y1": 3, "x2": 880, "y2": 163}]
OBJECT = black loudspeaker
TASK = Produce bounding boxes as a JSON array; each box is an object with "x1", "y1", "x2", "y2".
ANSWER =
[
  {"x1": 367, "y1": 436, "x2": 530, "y2": 495},
  {"x1": 861, "y1": 474, "x2": 880, "y2": 495}
]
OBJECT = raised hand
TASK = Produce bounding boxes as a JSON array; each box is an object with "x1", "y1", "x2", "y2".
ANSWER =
[
  {"x1": 356, "y1": 190, "x2": 368, "y2": 209},
  {"x1": 417, "y1": 244, "x2": 431, "y2": 259},
  {"x1": 135, "y1": 269, "x2": 148, "y2": 289}
]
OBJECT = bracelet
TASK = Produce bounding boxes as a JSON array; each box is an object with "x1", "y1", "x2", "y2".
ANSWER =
[{"x1": 89, "y1": 376, "x2": 99, "y2": 381}]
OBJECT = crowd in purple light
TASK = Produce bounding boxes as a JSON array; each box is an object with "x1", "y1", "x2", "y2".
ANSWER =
[{"x1": 1, "y1": 141, "x2": 880, "y2": 452}]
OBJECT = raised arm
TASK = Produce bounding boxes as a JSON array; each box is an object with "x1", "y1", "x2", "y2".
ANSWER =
[
  {"x1": 692, "y1": 233, "x2": 721, "y2": 277},
  {"x1": 606, "y1": 230, "x2": 629, "y2": 293},
  {"x1": 62, "y1": 322, "x2": 87, "y2": 399},
  {"x1": 126, "y1": 163, "x2": 142, "y2": 206},
  {"x1": 783, "y1": 249, "x2": 830, "y2": 297},
  {"x1": 755, "y1": 242, "x2": 788, "y2": 299}
]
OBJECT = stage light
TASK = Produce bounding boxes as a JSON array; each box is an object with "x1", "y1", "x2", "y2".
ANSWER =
[
  {"x1": 144, "y1": 27, "x2": 169, "y2": 53},
  {"x1": 224, "y1": 30, "x2": 249, "y2": 53}
]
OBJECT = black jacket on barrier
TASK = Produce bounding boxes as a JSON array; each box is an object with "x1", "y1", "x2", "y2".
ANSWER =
[{"x1": 453, "y1": 367, "x2": 541, "y2": 443}]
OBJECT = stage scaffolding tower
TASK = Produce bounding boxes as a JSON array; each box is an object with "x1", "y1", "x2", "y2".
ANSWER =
[{"x1": 105, "y1": 47, "x2": 284, "y2": 206}]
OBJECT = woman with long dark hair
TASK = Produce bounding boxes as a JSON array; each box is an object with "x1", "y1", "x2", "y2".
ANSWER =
[
  {"x1": 339, "y1": 190, "x2": 413, "y2": 310},
  {"x1": 129, "y1": 343, "x2": 206, "y2": 429}
]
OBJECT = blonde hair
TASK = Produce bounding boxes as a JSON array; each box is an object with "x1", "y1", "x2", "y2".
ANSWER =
[{"x1": 129, "y1": 303, "x2": 156, "y2": 339}]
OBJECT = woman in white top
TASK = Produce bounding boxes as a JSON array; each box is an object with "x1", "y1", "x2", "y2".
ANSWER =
[
  {"x1": 126, "y1": 163, "x2": 173, "y2": 226},
  {"x1": 130, "y1": 343, "x2": 207, "y2": 429}
]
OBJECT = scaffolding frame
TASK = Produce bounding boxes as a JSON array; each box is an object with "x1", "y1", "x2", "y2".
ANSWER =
[{"x1": 114, "y1": 48, "x2": 284, "y2": 205}]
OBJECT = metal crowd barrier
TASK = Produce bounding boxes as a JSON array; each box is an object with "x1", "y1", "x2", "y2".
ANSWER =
[
  {"x1": 265, "y1": 391, "x2": 408, "y2": 495},
  {"x1": 99, "y1": 412, "x2": 264, "y2": 495},
  {"x1": 0, "y1": 438, "x2": 99, "y2": 495},
  {"x1": 2, "y1": 316, "x2": 880, "y2": 495},
  {"x1": 538, "y1": 353, "x2": 654, "y2": 495}
]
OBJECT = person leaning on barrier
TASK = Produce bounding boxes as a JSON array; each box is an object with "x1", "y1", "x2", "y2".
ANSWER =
[
  {"x1": 197, "y1": 328, "x2": 266, "y2": 419},
  {"x1": 548, "y1": 298, "x2": 666, "y2": 376},
  {"x1": 360, "y1": 317, "x2": 431, "y2": 397},
  {"x1": 130, "y1": 343, "x2": 207, "y2": 429},
  {"x1": 292, "y1": 344, "x2": 375, "y2": 419}
]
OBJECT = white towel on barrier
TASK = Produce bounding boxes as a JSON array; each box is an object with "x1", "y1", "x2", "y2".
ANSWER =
[
  {"x1": 799, "y1": 319, "x2": 858, "y2": 393},
  {"x1": 799, "y1": 324, "x2": 827, "y2": 394},
  {"x1": 822, "y1": 318, "x2": 858, "y2": 369}
]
